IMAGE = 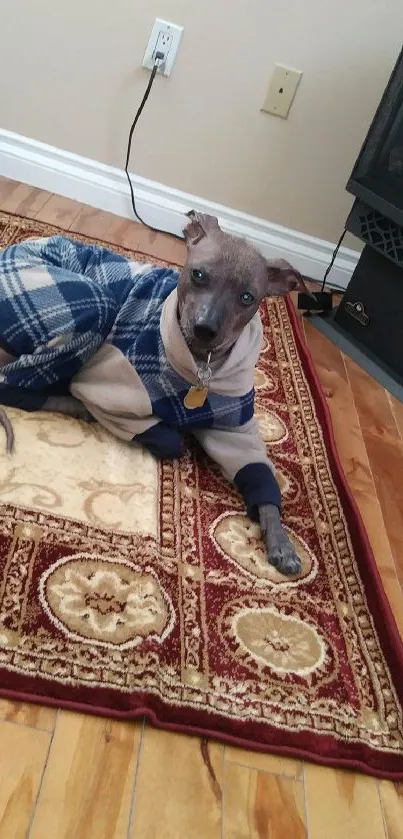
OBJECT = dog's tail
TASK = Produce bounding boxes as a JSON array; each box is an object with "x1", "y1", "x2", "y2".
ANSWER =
[{"x1": 0, "y1": 407, "x2": 14, "y2": 454}]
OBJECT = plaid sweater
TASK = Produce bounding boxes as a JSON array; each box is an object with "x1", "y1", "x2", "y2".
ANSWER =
[
  {"x1": 0, "y1": 236, "x2": 253, "y2": 429},
  {"x1": 0, "y1": 236, "x2": 281, "y2": 517}
]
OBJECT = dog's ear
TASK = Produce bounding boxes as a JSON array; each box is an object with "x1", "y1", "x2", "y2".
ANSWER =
[
  {"x1": 266, "y1": 259, "x2": 312, "y2": 297},
  {"x1": 183, "y1": 210, "x2": 221, "y2": 246}
]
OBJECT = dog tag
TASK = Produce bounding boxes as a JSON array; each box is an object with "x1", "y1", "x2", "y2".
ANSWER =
[
  {"x1": 184, "y1": 386, "x2": 208, "y2": 409},
  {"x1": 184, "y1": 352, "x2": 211, "y2": 410}
]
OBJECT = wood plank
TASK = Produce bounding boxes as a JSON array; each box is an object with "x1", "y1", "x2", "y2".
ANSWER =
[
  {"x1": 304, "y1": 321, "x2": 403, "y2": 637},
  {"x1": 70, "y1": 206, "x2": 186, "y2": 265},
  {"x1": 34, "y1": 194, "x2": 83, "y2": 227},
  {"x1": 102, "y1": 216, "x2": 153, "y2": 251},
  {"x1": 388, "y1": 393, "x2": 403, "y2": 440},
  {"x1": 223, "y1": 761, "x2": 306, "y2": 839},
  {"x1": 379, "y1": 780, "x2": 403, "y2": 839},
  {"x1": 0, "y1": 182, "x2": 51, "y2": 218},
  {"x1": 304, "y1": 764, "x2": 386, "y2": 839},
  {"x1": 0, "y1": 720, "x2": 50, "y2": 839},
  {"x1": 134, "y1": 228, "x2": 185, "y2": 265},
  {"x1": 30, "y1": 711, "x2": 141, "y2": 839},
  {"x1": 225, "y1": 744, "x2": 302, "y2": 779},
  {"x1": 69, "y1": 206, "x2": 123, "y2": 240},
  {"x1": 104, "y1": 215, "x2": 186, "y2": 264},
  {"x1": 344, "y1": 357, "x2": 403, "y2": 586},
  {"x1": 0, "y1": 176, "x2": 21, "y2": 203},
  {"x1": 0, "y1": 698, "x2": 56, "y2": 731},
  {"x1": 130, "y1": 729, "x2": 223, "y2": 839},
  {"x1": 343, "y1": 358, "x2": 399, "y2": 437}
]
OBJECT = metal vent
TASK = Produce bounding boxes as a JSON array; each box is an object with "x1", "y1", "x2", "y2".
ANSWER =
[{"x1": 358, "y1": 209, "x2": 403, "y2": 265}]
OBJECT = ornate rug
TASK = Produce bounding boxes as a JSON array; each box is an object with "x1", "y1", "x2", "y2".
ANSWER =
[{"x1": 0, "y1": 210, "x2": 403, "y2": 780}]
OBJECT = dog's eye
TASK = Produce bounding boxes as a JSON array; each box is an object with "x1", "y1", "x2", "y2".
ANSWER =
[
  {"x1": 240, "y1": 291, "x2": 255, "y2": 306},
  {"x1": 191, "y1": 269, "x2": 205, "y2": 284}
]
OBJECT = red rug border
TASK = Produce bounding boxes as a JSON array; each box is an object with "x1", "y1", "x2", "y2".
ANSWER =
[{"x1": 1, "y1": 211, "x2": 403, "y2": 779}]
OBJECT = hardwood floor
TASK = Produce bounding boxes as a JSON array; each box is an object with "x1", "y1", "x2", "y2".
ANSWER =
[{"x1": 0, "y1": 176, "x2": 402, "y2": 838}]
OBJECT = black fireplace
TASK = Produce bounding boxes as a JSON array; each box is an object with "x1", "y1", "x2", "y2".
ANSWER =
[
  {"x1": 346, "y1": 47, "x2": 403, "y2": 230},
  {"x1": 312, "y1": 46, "x2": 403, "y2": 397}
]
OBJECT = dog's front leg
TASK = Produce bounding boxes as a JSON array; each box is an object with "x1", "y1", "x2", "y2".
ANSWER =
[
  {"x1": 192, "y1": 424, "x2": 302, "y2": 577},
  {"x1": 258, "y1": 504, "x2": 301, "y2": 576}
]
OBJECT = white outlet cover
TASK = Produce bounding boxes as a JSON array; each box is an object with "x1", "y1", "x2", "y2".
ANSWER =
[{"x1": 142, "y1": 18, "x2": 184, "y2": 77}]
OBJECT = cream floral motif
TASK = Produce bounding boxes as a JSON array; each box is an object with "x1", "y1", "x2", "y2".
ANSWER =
[
  {"x1": 0, "y1": 409, "x2": 158, "y2": 536},
  {"x1": 233, "y1": 607, "x2": 327, "y2": 676},
  {"x1": 255, "y1": 407, "x2": 288, "y2": 443},
  {"x1": 211, "y1": 512, "x2": 316, "y2": 584},
  {"x1": 39, "y1": 555, "x2": 174, "y2": 649}
]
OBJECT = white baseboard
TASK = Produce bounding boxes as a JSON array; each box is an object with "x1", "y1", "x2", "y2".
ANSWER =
[{"x1": 0, "y1": 128, "x2": 359, "y2": 289}]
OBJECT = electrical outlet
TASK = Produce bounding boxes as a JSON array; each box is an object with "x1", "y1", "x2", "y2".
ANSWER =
[
  {"x1": 261, "y1": 64, "x2": 303, "y2": 119},
  {"x1": 142, "y1": 18, "x2": 183, "y2": 77}
]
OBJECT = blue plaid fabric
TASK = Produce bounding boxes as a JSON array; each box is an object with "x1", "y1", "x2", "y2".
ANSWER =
[
  {"x1": 0, "y1": 236, "x2": 135, "y2": 390},
  {"x1": 0, "y1": 236, "x2": 254, "y2": 431}
]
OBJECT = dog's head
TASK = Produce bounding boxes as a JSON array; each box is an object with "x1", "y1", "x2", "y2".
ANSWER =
[{"x1": 178, "y1": 211, "x2": 309, "y2": 359}]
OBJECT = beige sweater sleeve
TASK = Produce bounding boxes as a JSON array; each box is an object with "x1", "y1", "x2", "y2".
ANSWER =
[
  {"x1": 192, "y1": 420, "x2": 281, "y2": 519},
  {"x1": 192, "y1": 419, "x2": 274, "y2": 483}
]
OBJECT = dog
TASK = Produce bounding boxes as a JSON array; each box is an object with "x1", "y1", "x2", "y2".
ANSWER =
[{"x1": 0, "y1": 211, "x2": 311, "y2": 575}]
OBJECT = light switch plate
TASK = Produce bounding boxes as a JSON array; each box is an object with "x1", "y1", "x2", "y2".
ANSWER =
[{"x1": 261, "y1": 64, "x2": 303, "y2": 118}]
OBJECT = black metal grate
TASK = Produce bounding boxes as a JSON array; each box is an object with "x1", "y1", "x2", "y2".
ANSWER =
[{"x1": 359, "y1": 209, "x2": 403, "y2": 265}]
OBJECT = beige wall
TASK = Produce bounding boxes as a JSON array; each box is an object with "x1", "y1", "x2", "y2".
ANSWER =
[{"x1": 1, "y1": 0, "x2": 402, "y2": 242}]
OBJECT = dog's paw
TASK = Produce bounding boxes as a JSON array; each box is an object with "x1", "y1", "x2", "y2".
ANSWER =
[
  {"x1": 268, "y1": 533, "x2": 302, "y2": 576},
  {"x1": 258, "y1": 503, "x2": 302, "y2": 577}
]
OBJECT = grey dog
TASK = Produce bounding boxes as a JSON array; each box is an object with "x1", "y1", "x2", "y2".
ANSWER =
[
  {"x1": 0, "y1": 211, "x2": 311, "y2": 575},
  {"x1": 177, "y1": 212, "x2": 309, "y2": 575}
]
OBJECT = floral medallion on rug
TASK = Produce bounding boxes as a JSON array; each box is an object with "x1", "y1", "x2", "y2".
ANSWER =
[{"x1": 0, "y1": 211, "x2": 403, "y2": 780}]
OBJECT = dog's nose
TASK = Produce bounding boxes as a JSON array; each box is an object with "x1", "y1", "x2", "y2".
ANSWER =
[{"x1": 194, "y1": 323, "x2": 218, "y2": 342}]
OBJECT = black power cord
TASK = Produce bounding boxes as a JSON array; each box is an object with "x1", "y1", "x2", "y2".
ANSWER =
[
  {"x1": 126, "y1": 57, "x2": 349, "y2": 280},
  {"x1": 297, "y1": 227, "x2": 347, "y2": 314},
  {"x1": 124, "y1": 54, "x2": 183, "y2": 241},
  {"x1": 319, "y1": 228, "x2": 347, "y2": 293}
]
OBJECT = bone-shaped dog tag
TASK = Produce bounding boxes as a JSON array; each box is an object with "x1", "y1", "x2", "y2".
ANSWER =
[{"x1": 184, "y1": 386, "x2": 208, "y2": 409}]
